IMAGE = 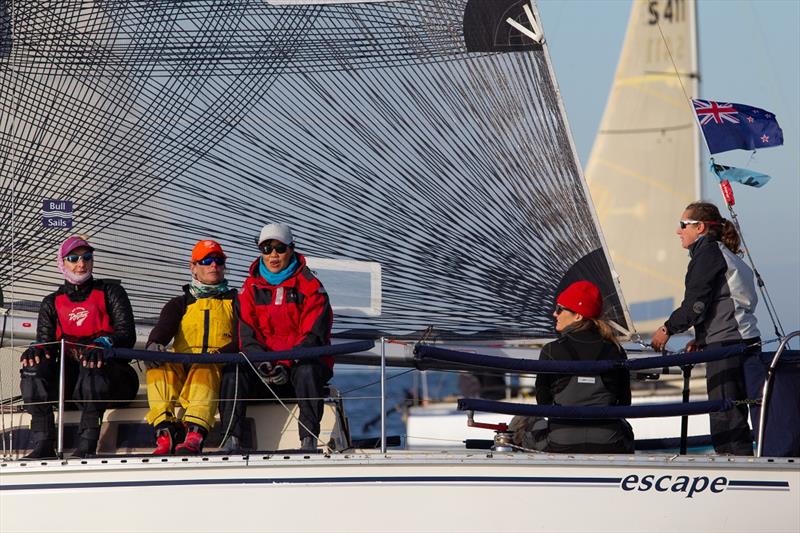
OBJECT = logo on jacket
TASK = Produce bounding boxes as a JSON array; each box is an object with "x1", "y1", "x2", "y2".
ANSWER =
[{"x1": 69, "y1": 307, "x2": 89, "y2": 326}]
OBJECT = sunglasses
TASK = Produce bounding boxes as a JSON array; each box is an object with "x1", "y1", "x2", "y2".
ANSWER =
[
  {"x1": 555, "y1": 304, "x2": 574, "y2": 315},
  {"x1": 64, "y1": 252, "x2": 94, "y2": 263},
  {"x1": 679, "y1": 219, "x2": 702, "y2": 229},
  {"x1": 196, "y1": 256, "x2": 226, "y2": 266},
  {"x1": 259, "y1": 242, "x2": 290, "y2": 255}
]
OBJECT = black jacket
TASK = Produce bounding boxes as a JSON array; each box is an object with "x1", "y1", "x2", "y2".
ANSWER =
[
  {"x1": 36, "y1": 278, "x2": 136, "y2": 349},
  {"x1": 664, "y1": 235, "x2": 760, "y2": 345},
  {"x1": 535, "y1": 325, "x2": 631, "y2": 407}
]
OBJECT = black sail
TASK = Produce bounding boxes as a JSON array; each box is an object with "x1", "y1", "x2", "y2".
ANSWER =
[{"x1": 0, "y1": 0, "x2": 628, "y2": 340}]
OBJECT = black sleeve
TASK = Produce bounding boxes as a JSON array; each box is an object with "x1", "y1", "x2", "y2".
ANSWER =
[
  {"x1": 236, "y1": 289, "x2": 265, "y2": 353},
  {"x1": 219, "y1": 291, "x2": 240, "y2": 353},
  {"x1": 146, "y1": 295, "x2": 186, "y2": 347},
  {"x1": 103, "y1": 282, "x2": 137, "y2": 348},
  {"x1": 35, "y1": 293, "x2": 59, "y2": 355},
  {"x1": 534, "y1": 344, "x2": 554, "y2": 405},
  {"x1": 665, "y1": 244, "x2": 727, "y2": 335}
]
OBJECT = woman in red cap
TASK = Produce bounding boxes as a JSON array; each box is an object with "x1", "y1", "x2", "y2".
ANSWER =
[
  {"x1": 513, "y1": 280, "x2": 634, "y2": 454},
  {"x1": 19, "y1": 235, "x2": 138, "y2": 458}
]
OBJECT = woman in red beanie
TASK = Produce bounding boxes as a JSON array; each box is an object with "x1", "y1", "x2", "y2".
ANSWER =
[{"x1": 512, "y1": 280, "x2": 634, "y2": 454}]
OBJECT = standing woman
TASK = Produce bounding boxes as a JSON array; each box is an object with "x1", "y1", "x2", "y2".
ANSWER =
[
  {"x1": 650, "y1": 202, "x2": 760, "y2": 455},
  {"x1": 515, "y1": 280, "x2": 633, "y2": 454},
  {"x1": 19, "y1": 236, "x2": 139, "y2": 458}
]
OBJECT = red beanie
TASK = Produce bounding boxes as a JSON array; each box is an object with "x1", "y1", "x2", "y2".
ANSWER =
[{"x1": 556, "y1": 281, "x2": 602, "y2": 319}]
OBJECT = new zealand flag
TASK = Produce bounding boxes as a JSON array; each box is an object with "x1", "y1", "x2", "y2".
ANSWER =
[{"x1": 692, "y1": 99, "x2": 784, "y2": 155}]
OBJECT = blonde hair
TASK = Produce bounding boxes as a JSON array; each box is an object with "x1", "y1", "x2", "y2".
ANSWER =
[{"x1": 569, "y1": 317, "x2": 622, "y2": 348}]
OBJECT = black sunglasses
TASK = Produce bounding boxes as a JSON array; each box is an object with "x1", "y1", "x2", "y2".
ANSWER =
[
  {"x1": 554, "y1": 304, "x2": 574, "y2": 315},
  {"x1": 259, "y1": 242, "x2": 291, "y2": 254},
  {"x1": 64, "y1": 252, "x2": 94, "y2": 263},
  {"x1": 195, "y1": 256, "x2": 226, "y2": 266}
]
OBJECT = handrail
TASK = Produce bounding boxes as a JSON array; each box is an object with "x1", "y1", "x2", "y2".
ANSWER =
[
  {"x1": 415, "y1": 343, "x2": 747, "y2": 374},
  {"x1": 108, "y1": 340, "x2": 375, "y2": 364},
  {"x1": 756, "y1": 330, "x2": 800, "y2": 457},
  {"x1": 458, "y1": 398, "x2": 734, "y2": 419}
]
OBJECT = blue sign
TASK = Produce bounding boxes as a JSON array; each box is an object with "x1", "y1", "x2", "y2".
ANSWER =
[{"x1": 42, "y1": 199, "x2": 73, "y2": 229}]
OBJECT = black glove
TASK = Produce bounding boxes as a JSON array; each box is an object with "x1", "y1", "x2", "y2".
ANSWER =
[
  {"x1": 20, "y1": 345, "x2": 47, "y2": 367},
  {"x1": 257, "y1": 362, "x2": 289, "y2": 386},
  {"x1": 81, "y1": 346, "x2": 105, "y2": 368},
  {"x1": 266, "y1": 364, "x2": 289, "y2": 386}
]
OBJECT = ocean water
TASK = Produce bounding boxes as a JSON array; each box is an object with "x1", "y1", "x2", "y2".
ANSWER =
[{"x1": 329, "y1": 366, "x2": 459, "y2": 444}]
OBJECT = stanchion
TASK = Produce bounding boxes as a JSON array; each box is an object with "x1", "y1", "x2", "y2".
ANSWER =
[
  {"x1": 380, "y1": 337, "x2": 386, "y2": 453},
  {"x1": 679, "y1": 364, "x2": 693, "y2": 455},
  {"x1": 57, "y1": 338, "x2": 66, "y2": 458}
]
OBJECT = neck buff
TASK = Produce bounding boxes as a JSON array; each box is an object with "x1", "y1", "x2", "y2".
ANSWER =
[
  {"x1": 189, "y1": 277, "x2": 230, "y2": 299},
  {"x1": 259, "y1": 254, "x2": 299, "y2": 286},
  {"x1": 57, "y1": 254, "x2": 93, "y2": 285}
]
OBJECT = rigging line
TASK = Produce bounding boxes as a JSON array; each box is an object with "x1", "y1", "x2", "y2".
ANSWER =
[
  {"x1": 725, "y1": 204, "x2": 785, "y2": 339},
  {"x1": 236, "y1": 351, "x2": 326, "y2": 450},
  {"x1": 339, "y1": 367, "x2": 414, "y2": 395},
  {"x1": 655, "y1": 17, "x2": 693, "y2": 104}
]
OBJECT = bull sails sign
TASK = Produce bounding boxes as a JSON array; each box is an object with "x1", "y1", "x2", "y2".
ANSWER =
[{"x1": 42, "y1": 200, "x2": 73, "y2": 228}]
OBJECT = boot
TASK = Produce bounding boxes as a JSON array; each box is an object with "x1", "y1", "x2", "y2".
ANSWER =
[
  {"x1": 175, "y1": 425, "x2": 207, "y2": 455},
  {"x1": 153, "y1": 423, "x2": 180, "y2": 455},
  {"x1": 72, "y1": 438, "x2": 98, "y2": 459},
  {"x1": 301, "y1": 436, "x2": 317, "y2": 451},
  {"x1": 24, "y1": 439, "x2": 57, "y2": 460},
  {"x1": 219, "y1": 435, "x2": 242, "y2": 454}
]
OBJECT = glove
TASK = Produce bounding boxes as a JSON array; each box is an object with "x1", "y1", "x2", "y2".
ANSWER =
[
  {"x1": 258, "y1": 362, "x2": 289, "y2": 386},
  {"x1": 267, "y1": 364, "x2": 289, "y2": 386},
  {"x1": 81, "y1": 345, "x2": 105, "y2": 369},
  {"x1": 20, "y1": 345, "x2": 47, "y2": 367},
  {"x1": 144, "y1": 343, "x2": 166, "y2": 369}
]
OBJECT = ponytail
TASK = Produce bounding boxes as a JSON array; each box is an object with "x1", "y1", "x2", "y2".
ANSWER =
[{"x1": 720, "y1": 219, "x2": 741, "y2": 255}]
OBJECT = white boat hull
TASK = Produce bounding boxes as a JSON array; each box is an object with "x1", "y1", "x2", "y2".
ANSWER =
[{"x1": 2, "y1": 452, "x2": 798, "y2": 533}]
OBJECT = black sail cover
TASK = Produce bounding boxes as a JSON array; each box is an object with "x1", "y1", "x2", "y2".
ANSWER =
[{"x1": 0, "y1": 0, "x2": 628, "y2": 340}]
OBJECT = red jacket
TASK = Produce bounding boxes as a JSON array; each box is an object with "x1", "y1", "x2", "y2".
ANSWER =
[{"x1": 238, "y1": 253, "x2": 333, "y2": 369}]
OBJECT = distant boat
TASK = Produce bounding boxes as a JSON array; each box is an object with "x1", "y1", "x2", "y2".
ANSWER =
[{"x1": 585, "y1": 0, "x2": 701, "y2": 335}]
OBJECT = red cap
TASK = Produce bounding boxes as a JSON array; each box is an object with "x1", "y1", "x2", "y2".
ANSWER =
[
  {"x1": 556, "y1": 281, "x2": 602, "y2": 319},
  {"x1": 191, "y1": 240, "x2": 226, "y2": 262},
  {"x1": 59, "y1": 236, "x2": 94, "y2": 258}
]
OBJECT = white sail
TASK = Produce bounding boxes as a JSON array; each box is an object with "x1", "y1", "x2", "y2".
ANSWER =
[{"x1": 585, "y1": 0, "x2": 700, "y2": 334}]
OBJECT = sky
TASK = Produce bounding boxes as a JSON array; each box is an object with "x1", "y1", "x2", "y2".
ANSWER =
[{"x1": 537, "y1": 0, "x2": 800, "y2": 344}]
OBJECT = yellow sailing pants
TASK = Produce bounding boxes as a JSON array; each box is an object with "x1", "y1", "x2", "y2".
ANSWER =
[{"x1": 146, "y1": 363, "x2": 221, "y2": 431}]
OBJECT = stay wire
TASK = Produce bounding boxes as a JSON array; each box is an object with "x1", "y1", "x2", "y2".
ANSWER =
[
  {"x1": 237, "y1": 351, "x2": 326, "y2": 450},
  {"x1": 725, "y1": 205, "x2": 785, "y2": 339}
]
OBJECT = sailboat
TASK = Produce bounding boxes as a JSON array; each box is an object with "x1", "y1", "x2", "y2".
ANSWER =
[
  {"x1": 1, "y1": 1, "x2": 797, "y2": 532},
  {"x1": 584, "y1": 0, "x2": 700, "y2": 335}
]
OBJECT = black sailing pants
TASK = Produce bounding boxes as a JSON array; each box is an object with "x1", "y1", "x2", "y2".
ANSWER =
[
  {"x1": 219, "y1": 359, "x2": 332, "y2": 444},
  {"x1": 705, "y1": 339, "x2": 760, "y2": 456},
  {"x1": 20, "y1": 357, "x2": 139, "y2": 443}
]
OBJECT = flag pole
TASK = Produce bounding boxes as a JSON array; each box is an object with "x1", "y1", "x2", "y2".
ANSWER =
[{"x1": 692, "y1": 102, "x2": 786, "y2": 340}]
